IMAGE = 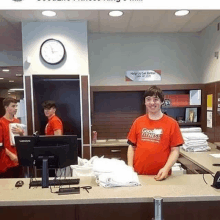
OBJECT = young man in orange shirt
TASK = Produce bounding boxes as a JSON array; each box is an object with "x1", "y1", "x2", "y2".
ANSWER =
[
  {"x1": 42, "y1": 100, "x2": 63, "y2": 136},
  {"x1": 127, "y1": 86, "x2": 184, "y2": 181},
  {"x1": 0, "y1": 97, "x2": 24, "y2": 178}
]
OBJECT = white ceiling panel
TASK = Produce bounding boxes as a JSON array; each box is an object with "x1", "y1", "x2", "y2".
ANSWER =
[
  {"x1": 0, "y1": 10, "x2": 220, "y2": 51},
  {"x1": 127, "y1": 10, "x2": 166, "y2": 33},
  {"x1": 99, "y1": 10, "x2": 133, "y2": 33},
  {"x1": 33, "y1": 10, "x2": 68, "y2": 21},
  {"x1": 65, "y1": 10, "x2": 98, "y2": 20},
  {"x1": 65, "y1": 10, "x2": 99, "y2": 32},
  {"x1": 180, "y1": 11, "x2": 220, "y2": 32},
  {"x1": 155, "y1": 10, "x2": 198, "y2": 33}
]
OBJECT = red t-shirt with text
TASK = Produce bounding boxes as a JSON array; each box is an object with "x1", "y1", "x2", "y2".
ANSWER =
[
  {"x1": 127, "y1": 114, "x2": 184, "y2": 175},
  {"x1": 0, "y1": 117, "x2": 20, "y2": 173}
]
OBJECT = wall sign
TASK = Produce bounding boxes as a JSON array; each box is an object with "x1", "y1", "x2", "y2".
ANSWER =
[
  {"x1": 207, "y1": 94, "x2": 213, "y2": 111},
  {"x1": 218, "y1": 93, "x2": 220, "y2": 116},
  {"x1": 125, "y1": 70, "x2": 161, "y2": 82},
  {"x1": 207, "y1": 94, "x2": 213, "y2": 128},
  {"x1": 207, "y1": 111, "x2": 212, "y2": 128}
]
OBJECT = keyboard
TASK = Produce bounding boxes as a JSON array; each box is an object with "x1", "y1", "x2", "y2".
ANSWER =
[{"x1": 30, "y1": 178, "x2": 80, "y2": 187}]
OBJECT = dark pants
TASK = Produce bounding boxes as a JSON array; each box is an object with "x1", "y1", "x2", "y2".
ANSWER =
[{"x1": 0, "y1": 166, "x2": 24, "y2": 178}]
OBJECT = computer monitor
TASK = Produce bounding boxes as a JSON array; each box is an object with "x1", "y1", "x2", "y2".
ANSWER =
[{"x1": 15, "y1": 135, "x2": 78, "y2": 188}]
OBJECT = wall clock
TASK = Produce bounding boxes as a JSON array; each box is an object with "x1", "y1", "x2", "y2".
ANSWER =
[{"x1": 40, "y1": 39, "x2": 65, "y2": 65}]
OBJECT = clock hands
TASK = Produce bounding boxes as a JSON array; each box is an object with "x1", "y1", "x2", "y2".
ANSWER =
[
  {"x1": 49, "y1": 45, "x2": 55, "y2": 54},
  {"x1": 41, "y1": 39, "x2": 65, "y2": 64}
]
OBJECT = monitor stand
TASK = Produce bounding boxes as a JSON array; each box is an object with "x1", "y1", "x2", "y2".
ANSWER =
[{"x1": 42, "y1": 158, "x2": 49, "y2": 188}]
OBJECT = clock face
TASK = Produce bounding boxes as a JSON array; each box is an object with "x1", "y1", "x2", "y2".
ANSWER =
[{"x1": 40, "y1": 39, "x2": 65, "y2": 65}]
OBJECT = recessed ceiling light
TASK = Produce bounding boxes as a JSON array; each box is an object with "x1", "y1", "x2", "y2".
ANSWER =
[
  {"x1": 42, "y1": 11, "x2": 56, "y2": 17},
  {"x1": 9, "y1": 80, "x2": 14, "y2": 82},
  {"x1": 9, "y1": 88, "x2": 24, "y2": 91},
  {"x1": 175, "y1": 10, "x2": 189, "y2": 16},
  {"x1": 109, "y1": 11, "x2": 123, "y2": 17},
  {"x1": 16, "y1": 74, "x2": 23, "y2": 77},
  {"x1": 0, "y1": 78, "x2": 4, "y2": 80},
  {"x1": 2, "y1": 69, "x2": 9, "y2": 72}
]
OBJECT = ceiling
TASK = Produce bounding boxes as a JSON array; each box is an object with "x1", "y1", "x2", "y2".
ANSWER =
[
  {"x1": 0, "y1": 9, "x2": 220, "y2": 90},
  {"x1": 0, "y1": 66, "x2": 23, "y2": 89}
]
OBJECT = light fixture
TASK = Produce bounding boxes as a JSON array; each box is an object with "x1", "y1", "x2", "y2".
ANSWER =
[
  {"x1": 2, "y1": 69, "x2": 9, "y2": 72},
  {"x1": 42, "y1": 11, "x2": 56, "y2": 17},
  {"x1": 9, "y1": 88, "x2": 24, "y2": 91},
  {"x1": 16, "y1": 74, "x2": 22, "y2": 77},
  {"x1": 9, "y1": 80, "x2": 14, "y2": 82},
  {"x1": 0, "y1": 78, "x2": 4, "y2": 80},
  {"x1": 175, "y1": 10, "x2": 189, "y2": 16},
  {"x1": 8, "y1": 93, "x2": 11, "y2": 94},
  {"x1": 109, "y1": 11, "x2": 123, "y2": 17}
]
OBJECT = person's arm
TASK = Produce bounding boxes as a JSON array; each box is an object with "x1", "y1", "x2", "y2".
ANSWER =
[
  {"x1": 5, "y1": 148, "x2": 18, "y2": 163},
  {"x1": 154, "y1": 146, "x2": 180, "y2": 181},
  {"x1": 0, "y1": 123, "x2": 3, "y2": 151},
  {"x1": 54, "y1": 129, "x2": 62, "y2": 135},
  {"x1": 127, "y1": 145, "x2": 135, "y2": 167}
]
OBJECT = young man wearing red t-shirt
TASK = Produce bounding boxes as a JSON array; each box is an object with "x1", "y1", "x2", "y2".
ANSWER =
[
  {"x1": 42, "y1": 101, "x2": 65, "y2": 177},
  {"x1": 127, "y1": 86, "x2": 184, "y2": 181},
  {"x1": 42, "y1": 101, "x2": 63, "y2": 136},
  {"x1": 0, "y1": 97, "x2": 24, "y2": 178}
]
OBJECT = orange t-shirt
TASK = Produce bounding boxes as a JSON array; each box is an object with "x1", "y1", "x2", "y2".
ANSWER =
[
  {"x1": 0, "y1": 117, "x2": 20, "y2": 173},
  {"x1": 127, "y1": 114, "x2": 184, "y2": 175},
  {"x1": 45, "y1": 115, "x2": 63, "y2": 135}
]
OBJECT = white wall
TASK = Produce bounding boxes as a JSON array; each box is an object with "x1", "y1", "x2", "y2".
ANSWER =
[
  {"x1": 22, "y1": 21, "x2": 89, "y2": 76},
  {"x1": 88, "y1": 33, "x2": 202, "y2": 86},
  {"x1": 0, "y1": 51, "x2": 23, "y2": 66},
  {"x1": 200, "y1": 17, "x2": 220, "y2": 83}
]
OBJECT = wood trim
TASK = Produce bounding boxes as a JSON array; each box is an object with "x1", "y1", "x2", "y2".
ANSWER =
[
  {"x1": 91, "y1": 84, "x2": 204, "y2": 92},
  {"x1": 202, "y1": 82, "x2": 216, "y2": 143},
  {"x1": 1, "y1": 201, "x2": 220, "y2": 220},
  {"x1": 215, "y1": 81, "x2": 220, "y2": 142},
  {"x1": 90, "y1": 84, "x2": 204, "y2": 116},
  {"x1": 82, "y1": 145, "x2": 90, "y2": 159},
  {"x1": 24, "y1": 76, "x2": 33, "y2": 135},
  {"x1": 81, "y1": 76, "x2": 90, "y2": 159}
]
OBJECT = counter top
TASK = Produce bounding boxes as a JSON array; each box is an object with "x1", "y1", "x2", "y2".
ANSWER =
[
  {"x1": 214, "y1": 142, "x2": 220, "y2": 147},
  {"x1": 92, "y1": 139, "x2": 128, "y2": 147},
  {"x1": 0, "y1": 174, "x2": 220, "y2": 207},
  {"x1": 180, "y1": 142, "x2": 220, "y2": 174}
]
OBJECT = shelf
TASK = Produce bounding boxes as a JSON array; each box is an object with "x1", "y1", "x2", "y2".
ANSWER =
[
  {"x1": 178, "y1": 122, "x2": 201, "y2": 126},
  {"x1": 162, "y1": 105, "x2": 201, "y2": 108}
]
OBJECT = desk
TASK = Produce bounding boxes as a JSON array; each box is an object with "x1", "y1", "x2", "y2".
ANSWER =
[
  {"x1": 0, "y1": 175, "x2": 220, "y2": 220},
  {"x1": 180, "y1": 142, "x2": 220, "y2": 174}
]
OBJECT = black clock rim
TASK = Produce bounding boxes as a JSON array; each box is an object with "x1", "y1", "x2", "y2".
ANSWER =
[{"x1": 40, "y1": 38, "x2": 66, "y2": 65}]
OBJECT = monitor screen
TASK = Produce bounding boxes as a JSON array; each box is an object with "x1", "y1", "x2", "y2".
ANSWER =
[
  {"x1": 15, "y1": 135, "x2": 78, "y2": 187},
  {"x1": 15, "y1": 135, "x2": 78, "y2": 168}
]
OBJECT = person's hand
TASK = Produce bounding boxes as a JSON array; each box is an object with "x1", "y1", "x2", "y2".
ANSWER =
[
  {"x1": 12, "y1": 125, "x2": 24, "y2": 135},
  {"x1": 154, "y1": 167, "x2": 169, "y2": 181},
  {"x1": 5, "y1": 149, "x2": 18, "y2": 163}
]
